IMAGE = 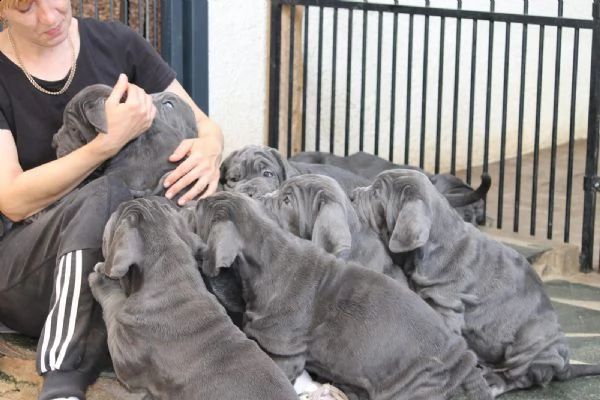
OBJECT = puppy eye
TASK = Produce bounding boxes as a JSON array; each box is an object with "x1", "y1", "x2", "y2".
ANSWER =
[
  {"x1": 229, "y1": 176, "x2": 239, "y2": 183},
  {"x1": 263, "y1": 171, "x2": 274, "y2": 178},
  {"x1": 163, "y1": 100, "x2": 174, "y2": 109},
  {"x1": 282, "y1": 195, "x2": 291, "y2": 205}
]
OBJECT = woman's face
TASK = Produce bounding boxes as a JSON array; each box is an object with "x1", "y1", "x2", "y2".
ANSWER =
[{"x1": 2, "y1": 0, "x2": 72, "y2": 47}]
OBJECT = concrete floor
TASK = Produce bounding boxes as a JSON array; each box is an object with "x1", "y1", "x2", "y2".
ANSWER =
[
  {"x1": 2, "y1": 276, "x2": 600, "y2": 399},
  {"x1": 463, "y1": 138, "x2": 600, "y2": 273}
]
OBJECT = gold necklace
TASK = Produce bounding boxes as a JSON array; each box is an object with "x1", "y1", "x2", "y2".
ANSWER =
[{"x1": 7, "y1": 27, "x2": 77, "y2": 96}]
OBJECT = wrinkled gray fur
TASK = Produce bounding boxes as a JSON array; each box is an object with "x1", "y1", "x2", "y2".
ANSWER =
[
  {"x1": 260, "y1": 174, "x2": 407, "y2": 285},
  {"x1": 351, "y1": 168, "x2": 600, "y2": 397},
  {"x1": 186, "y1": 191, "x2": 493, "y2": 400},
  {"x1": 221, "y1": 145, "x2": 490, "y2": 225},
  {"x1": 88, "y1": 196, "x2": 298, "y2": 400},
  {"x1": 220, "y1": 145, "x2": 370, "y2": 197},
  {"x1": 52, "y1": 84, "x2": 198, "y2": 198},
  {"x1": 290, "y1": 150, "x2": 489, "y2": 225}
]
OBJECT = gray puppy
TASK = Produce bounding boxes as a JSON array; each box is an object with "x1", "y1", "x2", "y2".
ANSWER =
[
  {"x1": 222, "y1": 145, "x2": 490, "y2": 225},
  {"x1": 221, "y1": 145, "x2": 370, "y2": 197},
  {"x1": 351, "y1": 169, "x2": 600, "y2": 397},
  {"x1": 88, "y1": 196, "x2": 298, "y2": 400},
  {"x1": 186, "y1": 191, "x2": 493, "y2": 400},
  {"x1": 260, "y1": 174, "x2": 407, "y2": 285},
  {"x1": 290, "y1": 150, "x2": 490, "y2": 226},
  {"x1": 52, "y1": 84, "x2": 198, "y2": 198}
]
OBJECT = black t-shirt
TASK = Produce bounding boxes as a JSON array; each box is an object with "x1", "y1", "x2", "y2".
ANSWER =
[{"x1": 0, "y1": 18, "x2": 177, "y2": 171}]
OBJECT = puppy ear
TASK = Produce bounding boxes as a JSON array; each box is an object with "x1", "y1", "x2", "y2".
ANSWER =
[
  {"x1": 312, "y1": 203, "x2": 352, "y2": 259},
  {"x1": 83, "y1": 97, "x2": 108, "y2": 134},
  {"x1": 389, "y1": 199, "x2": 431, "y2": 253},
  {"x1": 104, "y1": 214, "x2": 143, "y2": 278},
  {"x1": 201, "y1": 221, "x2": 243, "y2": 277},
  {"x1": 204, "y1": 268, "x2": 245, "y2": 313},
  {"x1": 269, "y1": 147, "x2": 289, "y2": 181}
]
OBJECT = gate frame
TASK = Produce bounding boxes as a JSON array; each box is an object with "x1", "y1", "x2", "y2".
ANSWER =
[{"x1": 268, "y1": 0, "x2": 600, "y2": 273}]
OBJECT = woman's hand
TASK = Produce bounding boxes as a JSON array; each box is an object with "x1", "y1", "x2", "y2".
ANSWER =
[
  {"x1": 96, "y1": 74, "x2": 157, "y2": 157},
  {"x1": 163, "y1": 136, "x2": 223, "y2": 205}
]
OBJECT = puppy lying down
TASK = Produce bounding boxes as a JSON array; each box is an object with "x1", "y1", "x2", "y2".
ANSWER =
[
  {"x1": 186, "y1": 191, "x2": 493, "y2": 400},
  {"x1": 88, "y1": 197, "x2": 298, "y2": 400},
  {"x1": 351, "y1": 169, "x2": 600, "y2": 396}
]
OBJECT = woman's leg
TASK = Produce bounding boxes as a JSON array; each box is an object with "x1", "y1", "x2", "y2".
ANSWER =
[{"x1": 0, "y1": 176, "x2": 132, "y2": 400}]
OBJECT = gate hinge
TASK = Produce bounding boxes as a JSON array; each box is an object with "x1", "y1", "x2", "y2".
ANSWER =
[{"x1": 583, "y1": 175, "x2": 600, "y2": 192}]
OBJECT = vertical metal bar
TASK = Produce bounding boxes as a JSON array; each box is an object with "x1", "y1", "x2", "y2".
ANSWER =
[
  {"x1": 435, "y1": 16, "x2": 446, "y2": 174},
  {"x1": 514, "y1": 0, "x2": 529, "y2": 233},
  {"x1": 451, "y1": 0, "x2": 462, "y2": 175},
  {"x1": 483, "y1": 0, "x2": 495, "y2": 200},
  {"x1": 315, "y1": 6, "x2": 324, "y2": 151},
  {"x1": 329, "y1": 8, "x2": 339, "y2": 154},
  {"x1": 153, "y1": 0, "x2": 158, "y2": 48},
  {"x1": 547, "y1": 1, "x2": 564, "y2": 239},
  {"x1": 565, "y1": 28, "x2": 580, "y2": 243},
  {"x1": 467, "y1": 20, "x2": 478, "y2": 183},
  {"x1": 182, "y1": 0, "x2": 209, "y2": 113},
  {"x1": 389, "y1": 11, "x2": 399, "y2": 161},
  {"x1": 121, "y1": 0, "x2": 129, "y2": 25},
  {"x1": 420, "y1": 4, "x2": 431, "y2": 169},
  {"x1": 95, "y1": 0, "x2": 99, "y2": 19},
  {"x1": 531, "y1": 26, "x2": 545, "y2": 236},
  {"x1": 374, "y1": 11, "x2": 384, "y2": 156},
  {"x1": 110, "y1": 0, "x2": 114, "y2": 20},
  {"x1": 301, "y1": 6, "x2": 310, "y2": 152},
  {"x1": 139, "y1": 0, "x2": 143, "y2": 35},
  {"x1": 344, "y1": 9, "x2": 353, "y2": 156},
  {"x1": 498, "y1": 22, "x2": 511, "y2": 229},
  {"x1": 268, "y1": 0, "x2": 283, "y2": 149},
  {"x1": 405, "y1": 13, "x2": 414, "y2": 164},
  {"x1": 581, "y1": 0, "x2": 600, "y2": 272},
  {"x1": 286, "y1": 5, "x2": 297, "y2": 158},
  {"x1": 359, "y1": 8, "x2": 369, "y2": 151},
  {"x1": 160, "y1": 0, "x2": 183, "y2": 78}
]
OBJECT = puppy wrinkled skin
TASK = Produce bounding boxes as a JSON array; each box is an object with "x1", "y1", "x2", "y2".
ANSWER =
[
  {"x1": 186, "y1": 191, "x2": 493, "y2": 400},
  {"x1": 52, "y1": 84, "x2": 198, "y2": 198},
  {"x1": 89, "y1": 196, "x2": 298, "y2": 400},
  {"x1": 260, "y1": 174, "x2": 407, "y2": 285},
  {"x1": 351, "y1": 169, "x2": 600, "y2": 396},
  {"x1": 222, "y1": 145, "x2": 490, "y2": 225}
]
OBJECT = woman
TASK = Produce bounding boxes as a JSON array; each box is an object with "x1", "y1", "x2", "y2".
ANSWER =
[{"x1": 0, "y1": 1, "x2": 223, "y2": 399}]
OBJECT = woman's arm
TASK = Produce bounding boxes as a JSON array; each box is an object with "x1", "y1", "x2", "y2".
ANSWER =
[
  {"x1": 0, "y1": 75, "x2": 156, "y2": 221},
  {"x1": 0, "y1": 129, "x2": 114, "y2": 221},
  {"x1": 162, "y1": 79, "x2": 224, "y2": 204}
]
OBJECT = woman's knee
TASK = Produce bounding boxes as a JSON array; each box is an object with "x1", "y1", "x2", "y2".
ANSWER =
[{"x1": 57, "y1": 177, "x2": 133, "y2": 253}]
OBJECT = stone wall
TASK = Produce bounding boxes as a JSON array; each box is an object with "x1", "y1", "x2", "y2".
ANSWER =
[{"x1": 71, "y1": 0, "x2": 161, "y2": 51}]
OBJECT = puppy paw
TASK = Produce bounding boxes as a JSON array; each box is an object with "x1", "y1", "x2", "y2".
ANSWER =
[{"x1": 94, "y1": 261, "x2": 106, "y2": 274}]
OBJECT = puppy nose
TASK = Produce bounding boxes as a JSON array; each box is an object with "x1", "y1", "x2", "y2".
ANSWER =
[{"x1": 349, "y1": 191, "x2": 356, "y2": 202}]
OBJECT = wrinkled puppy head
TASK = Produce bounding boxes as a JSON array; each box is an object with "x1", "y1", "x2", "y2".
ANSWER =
[
  {"x1": 220, "y1": 145, "x2": 289, "y2": 193},
  {"x1": 352, "y1": 169, "x2": 437, "y2": 253},
  {"x1": 262, "y1": 174, "x2": 353, "y2": 259},
  {"x1": 151, "y1": 91, "x2": 198, "y2": 138},
  {"x1": 52, "y1": 84, "x2": 113, "y2": 158},
  {"x1": 186, "y1": 192, "x2": 256, "y2": 278},
  {"x1": 101, "y1": 196, "x2": 206, "y2": 280},
  {"x1": 107, "y1": 92, "x2": 198, "y2": 197}
]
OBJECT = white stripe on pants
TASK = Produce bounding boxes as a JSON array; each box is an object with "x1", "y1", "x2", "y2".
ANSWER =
[{"x1": 39, "y1": 250, "x2": 83, "y2": 373}]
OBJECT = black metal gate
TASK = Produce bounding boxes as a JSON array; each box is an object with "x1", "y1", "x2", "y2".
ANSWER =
[
  {"x1": 268, "y1": 0, "x2": 600, "y2": 273},
  {"x1": 70, "y1": 0, "x2": 210, "y2": 112}
]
